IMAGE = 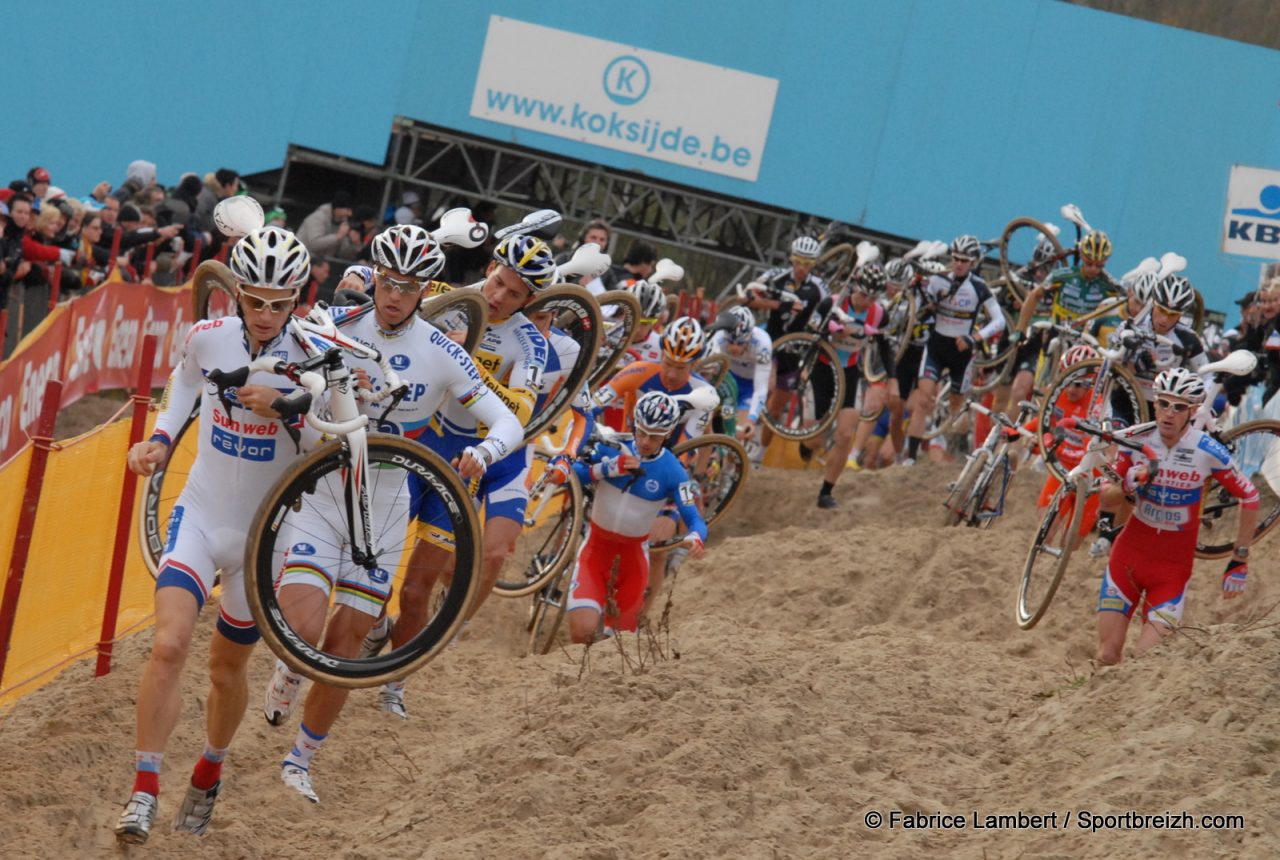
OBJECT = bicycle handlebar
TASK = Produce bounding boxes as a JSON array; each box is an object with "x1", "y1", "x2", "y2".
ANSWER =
[
  {"x1": 1057, "y1": 417, "x2": 1159, "y2": 460},
  {"x1": 967, "y1": 401, "x2": 1038, "y2": 441}
]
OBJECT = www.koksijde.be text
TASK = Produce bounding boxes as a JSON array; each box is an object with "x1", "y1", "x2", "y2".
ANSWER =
[{"x1": 862, "y1": 809, "x2": 1244, "y2": 832}]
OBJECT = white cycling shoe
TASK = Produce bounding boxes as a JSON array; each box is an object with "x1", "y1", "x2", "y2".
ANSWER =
[
  {"x1": 379, "y1": 681, "x2": 409, "y2": 719},
  {"x1": 281, "y1": 763, "x2": 320, "y2": 803},
  {"x1": 1088, "y1": 535, "x2": 1113, "y2": 559},
  {"x1": 264, "y1": 659, "x2": 303, "y2": 727}
]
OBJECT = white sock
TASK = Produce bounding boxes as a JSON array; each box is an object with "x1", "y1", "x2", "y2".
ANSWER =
[{"x1": 283, "y1": 723, "x2": 326, "y2": 771}]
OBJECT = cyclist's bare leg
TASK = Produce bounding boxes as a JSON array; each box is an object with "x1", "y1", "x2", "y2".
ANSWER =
[
  {"x1": 850, "y1": 386, "x2": 888, "y2": 465},
  {"x1": 294, "y1": 606, "x2": 378, "y2": 736},
  {"x1": 886, "y1": 379, "x2": 905, "y2": 455},
  {"x1": 471, "y1": 515, "x2": 524, "y2": 619},
  {"x1": 989, "y1": 382, "x2": 1012, "y2": 419},
  {"x1": 135, "y1": 588, "x2": 200, "y2": 752},
  {"x1": 1096, "y1": 610, "x2": 1130, "y2": 665},
  {"x1": 204, "y1": 632, "x2": 257, "y2": 750},
  {"x1": 393, "y1": 539, "x2": 454, "y2": 648},
  {"x1": 906, "y1": 377, "x2": 938, "y2": 439},
  {"x1": 822, "y1": 408, "x2": 859, "y2": 485},
  {"x1": 760, "y1": 362, "x2": 780, "y2": 449},
  {"x1": 641, "y1": 516, "x2": 679, "y2": 619},
  {"x1": 273, "y1": 583, "x2": 330, "y2": 646},
  {"x1": 568, "y1": 606, "x2": 603, "y2": 644},
  {"x1": 1009, "y1": 368, "x2": 1035, "y2": 408},
  {"x1": 1133, "y1": 618, "x2": 1175, "y2": 657}
]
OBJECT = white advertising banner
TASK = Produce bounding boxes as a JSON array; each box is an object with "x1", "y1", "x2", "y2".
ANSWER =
[
  {"x1": 470, "y1": 17, "x2": 778, "y2": 182},
  {"x1": 1223, "y1": 165, "x2": 1280, "y2": 260}
]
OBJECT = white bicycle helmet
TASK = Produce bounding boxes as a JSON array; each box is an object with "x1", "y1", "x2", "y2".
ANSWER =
[
  {"x1": 229, "y1": 226, "x2": 311, "y2": 291},
  {"x1": 791, "y1": 236, "x2": 821, "y2": 260},
  {"x1": 950, "y1": 234, "x2": 982, "y2": 261},
  {"x1": 1153, "y1": 366, "x2": 1206, "y2": 403},
  {"x1": 628, "y1": 279, "x2": 667, "y2": 320},
  {"x1": 884, "y1": 258, "x2": 915, "y2": 284},
  {"x1": 493, "y1": 233, "x2": 558, "y2": 292},
  {"x1": 1153, "y1": 275, "x2": 1195, "y2": 313},
  {"x1": 213, "y1": 195, "x2": 265, "y2": 238},
  {"x1": 1129, "y1": 271, "x2": 1159, "y2": 305},
  {"x1": 371, "y1": 224, "x2": 446, "y2": 280},
  {"x1": 722, "y1": 305, "x2": 756, "y2": 344},
  {"x1": 662, "y1": 316, "x2": 706, "y2": 363},
  {"x1": 634, "y1": 391, "x2": 681, "y2": 434}
]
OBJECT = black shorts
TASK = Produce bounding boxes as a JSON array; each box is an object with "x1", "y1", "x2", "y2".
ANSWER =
[
  {"x1": 920, "y1": 333, "x2": 974, "y2": 391},
  {"x1": 896, "y1": 344, "x2": 923, "y2": 398},
  {"x1": 1014, "y1": 329, "x2": 1049, "y2": 375},
  {"x1": 812, "y1": 362, "x2": 861, "y2": 416}
]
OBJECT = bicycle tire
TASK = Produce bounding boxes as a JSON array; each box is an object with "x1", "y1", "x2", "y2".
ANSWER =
[
  {"x1": 588, "y1": 289, "x2": 642, "y2": 391},
  {"x1": 526, "y1": 565, "x2": 573, "y2": 656},
  {"x1": 695, "y1": 354, "x2": 732, "y2": 390},
  {"x1": 192, "y1": 260, "x2": 238, "y2": 320},
  {"x1": 1196, "y1": 419, "x2": 1280, "y2": 558},
  {"x1": 1016, "y1": 480, "x2": 1086, "y2": 630},
  {"x1": 814, "y1": 242, "x2": 856, "y2": 286},
  {"x1": 883, "y1": 290, "x2": 918, "y2": 367},
  {"x1": 419, "y1": 289, "x2": 488, "y2": 356},
  {"x1": 763, "y1": 332, "x2": 843, "y2": 441},
  {"x1": 523, "y1": 285, "x2": 604, "y2": 442},
  {"x1": 998, "y1": 217, "x2": 1067, "y2": 304},
  {"x1": 136, "y1": 403, "x2": 200, "y2": 576},
  {"x1": 1038, "y1": 358, "x2": 1148, "y2": 483},
  {"x1": 494, "y1": 452, "x2": 586, "y2": 598},
  {"x1": 940, "y1": 448, "x2": 990, "y2": 527},
  {"x1": 244, "y1": 435, "x2": 481, "y2": 687},
  {"x1": 650, "y1": 433, "x2": 749, "y2": 549},
  {"x1": 967, "y1": 455, "x2": 1005, "y2": 530}
]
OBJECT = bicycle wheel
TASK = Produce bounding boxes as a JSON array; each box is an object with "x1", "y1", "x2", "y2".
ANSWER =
[
  {"x1": 589, "y1": 290, "x2": 642, "y2": 391},
  {"x1": 136, "y1": 404, "x2": 200, "y2": 576},
  {"x1": 494, "y1": 452, "x2": 586, "y2": 598},
  {"x1": 1016, "y1": 480, "x2": 1086, "y2": 630},
  {"x1": 244, "y1": 435, "x2": 481, "y2": 687},
  {"x1": 814, "y1": 242, "x2": 856, "y2": 286},
  {"x1": 192, "y1": 260, "x2": 237, "y2": 320},
  {"x1": 523, "y1": 285, "x2": 604, "y2": 442},
  {"x1": 650, "y1": 433, "x2": 749, "y2": 549},
  {"x1": 940, "y1": 448, "x2": 990, "y2": 527},
  {"x1": 763, "y1": 333, "x2": 843, "y2": 441},
  {"x1": 695, "y1": 354, "x2": 732, "y2": 389},
  {"x1": 526, "y1": 564, "x2": 573, "y2": 656},
  {"x1": 922, "y1": 379, "x2": 968, "y2": 440},
  {"x1": 998, "y1": 217, "x2": 1067, "y2": 303},
  {"x1": 967, "y1": 454, "x2": 1008, "y2": 530},
  {"x1": 419, "y1": 289, "x2": 488, "y2": 356},
  {"x1": 1038, "y1": 358, "x2": 1148, "y2": 482},
  {"x1": 883, "y1": 290, "x2": 918, "y2": 367},
  {"x1": 1196, "y1": 419, "x2": 1280, "y2": 558}
]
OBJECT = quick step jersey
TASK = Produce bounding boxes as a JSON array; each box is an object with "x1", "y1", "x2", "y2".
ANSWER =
[{"x1": 437, "y1": 307, "x2": 548, "y2": 438}]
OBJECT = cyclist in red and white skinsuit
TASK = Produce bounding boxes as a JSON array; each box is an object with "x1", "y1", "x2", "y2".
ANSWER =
[{"x1": 1096, "y1": 367, "x2": 1258, "y2": 665}]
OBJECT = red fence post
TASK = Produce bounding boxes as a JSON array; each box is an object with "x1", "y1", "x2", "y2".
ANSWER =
[
  {"x1": 186, "y1": 238, "x2": 203, "y2": 282},
  {"x1": 95, "y1": 335, "x2": 157, "y2": 677},
  {"x1": 48, "y1": 263, "x2": 62, "y2": 312},
  {"x1": 142, "y1": 243, "x2": 156, "y2": 283},
  {"x1": 0, "y1": 378, "x2": 64, "y2": 688}
]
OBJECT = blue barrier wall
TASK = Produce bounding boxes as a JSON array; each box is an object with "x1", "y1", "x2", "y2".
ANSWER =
[{"x1": 5, "y1": 0, "x2": 1279, "y2": 310}]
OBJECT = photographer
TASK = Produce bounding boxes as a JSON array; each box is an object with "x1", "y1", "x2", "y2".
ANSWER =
[{"x1": 296, "y1": 190, "x2": 354, "y2": 257}]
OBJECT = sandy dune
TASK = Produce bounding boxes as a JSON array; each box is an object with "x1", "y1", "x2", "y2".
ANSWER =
[{"x1": 1, "y1": 461, "x2": 1277, "y2": 858}]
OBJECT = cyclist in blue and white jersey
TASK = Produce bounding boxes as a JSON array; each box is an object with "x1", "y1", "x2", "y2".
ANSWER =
[
  {"x1": 624, "y1": 278, "x2": 668, "y2": 364},
  {"x1": 904, "y1": 235, "x2": 1005, "y2": 464},
  {"x1": 374, "y1": 232, "x2": 556, "y2": 718},
  {"x1": 260, "y1": 224, "x2": 522, "y2": 802},
  {"x1": 706, "y1": 304, "x2": 771, "y2": 443},
  {"x1": 115, "y1": 227, "x2": 317, "y2": 844}
]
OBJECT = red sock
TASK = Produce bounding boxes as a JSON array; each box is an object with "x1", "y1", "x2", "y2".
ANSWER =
[
  {"x1": 191, "y1": 755, "x2": 223, "y2": 790},
  {"x1": 132, "y1": 770, "x2": 160, "y2": 796}
]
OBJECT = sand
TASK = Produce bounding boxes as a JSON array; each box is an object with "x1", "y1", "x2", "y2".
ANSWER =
[{"x1": 0, "y1": 460, "x2": 1277, "y2": 858}]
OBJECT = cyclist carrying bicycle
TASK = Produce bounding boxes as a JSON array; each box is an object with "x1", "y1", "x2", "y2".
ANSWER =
[
  {"x1": 809, "y1": 262, "x2": 895, "y2": 507},
  {"x1": 260, "y1": 224, "x2": 523, "y2": 801},
  {"x1": 883, "y1": 257, "x2": 932, "y2": 461},
  {"x1": 1010, "y1": 230, "x2": 1122, "y2": 409},
  {"x1": 623, "y1": 278, "x2": 669, "y2": 364},
  {"x1": 706, "y1": 304, "x2": 772, "y2": 445},
  {"x1": 905, "y1": 235, "x2": 1005, "y2": 464},
  {"x1": 115, "y1": 227, "x2": 317, "y2": 844},
  {"x1": 1031, "y1": 345, "x2": 1104, "y2": 536},
  {"x1": 564, "y1": 392, "x2": 707, "y2": 643},
  {"x1": 1094, "y1": 368, "x2": 1258, "y2": 665}
]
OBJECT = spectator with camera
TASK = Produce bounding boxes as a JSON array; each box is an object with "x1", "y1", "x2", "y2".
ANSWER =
[{"x1": 297, "y1": 190, "x2": 355, "y2": 257}]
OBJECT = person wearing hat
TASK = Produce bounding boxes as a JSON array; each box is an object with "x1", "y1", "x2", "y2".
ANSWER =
[
  {"x1": 263, "y1": 207, "x2": 287, "y2": 227},
  {"x1": 26, "y1": 167, "x2": 50, "y2": 213},
  {"x1": 297, "y1": 190, "x2": 355, "y2": 257}
]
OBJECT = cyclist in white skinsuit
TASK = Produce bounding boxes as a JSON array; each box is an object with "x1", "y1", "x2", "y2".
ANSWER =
[
  {"x1": 114, "y1": 227, "x2": 317, "y2": 845},
  {"x1": 261, "y1": 224, "x2": 522, "y2": 803},
  {"x1": 373, "y1": 232, "x2": 558, "y2": 718},
  {"x1": 707, "y1": 304, "x2": 772, "y2": 443}
]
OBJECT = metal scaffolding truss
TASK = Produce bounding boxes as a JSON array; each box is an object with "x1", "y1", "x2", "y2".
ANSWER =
[{"x1": 276, "y1": 117, "x2": 909, "y2": 283}]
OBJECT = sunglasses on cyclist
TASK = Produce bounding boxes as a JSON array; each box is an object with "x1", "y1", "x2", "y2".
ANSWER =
[
  {"x1": 374, "y1": 268, "x2": 426, "y2": 295},
  {"x1": 791, "y1": 256, "x2": 817, "y2": 266},
  {"x1": 239, "y1": 290, "x2": 298, "y2": 313},
  {"x1": 1154, "y1": 397, "x2": 1194, "y2": 413},
  {"x1": 1153, "y1": 304, "x2": 1180, "y2": 317},
  {"x1": 639, "y1": 316, "x2": 659, "y2": 326},
  {"x1": 1068, "y1": 380, "x2": 1094, "y2": 390}
]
